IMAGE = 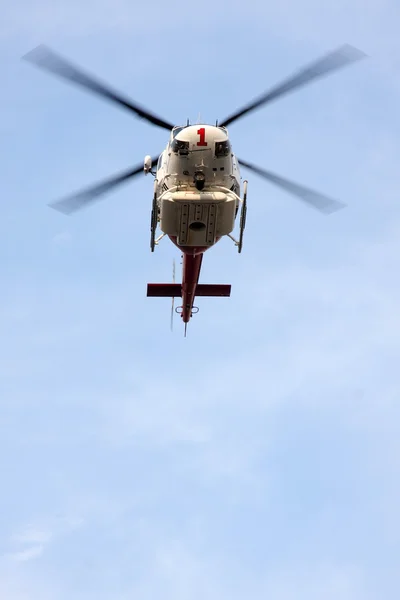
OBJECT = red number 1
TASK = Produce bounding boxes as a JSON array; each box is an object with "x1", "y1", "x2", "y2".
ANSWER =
[{"x1": 197, "y1": 127, "x2": 207, "y2": 146}]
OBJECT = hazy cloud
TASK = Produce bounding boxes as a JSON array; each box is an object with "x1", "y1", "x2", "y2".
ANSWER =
[{"x1": 1, "y1": 1, "x2": 400, "y2": 598}]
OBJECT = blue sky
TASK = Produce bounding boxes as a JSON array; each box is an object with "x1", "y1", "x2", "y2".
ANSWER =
[{"x1": 1, "y1": 0, "x2": 400, "y2": 598}]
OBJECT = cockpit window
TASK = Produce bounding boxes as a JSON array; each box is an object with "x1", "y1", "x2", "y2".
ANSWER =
[
  {"x1": 171, "y1": 138, "x2": 189, "y2": 154},
  {"x1": 215, "y1": 140, "x2": 231, "y2": 158},
  {"x1": 172, "y1": 126, "x2": 186, "y2": 138}
]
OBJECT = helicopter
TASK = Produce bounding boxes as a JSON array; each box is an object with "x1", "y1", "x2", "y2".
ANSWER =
[{"x1": 23, "y1": 43, "x2": 365, "y2": 335}]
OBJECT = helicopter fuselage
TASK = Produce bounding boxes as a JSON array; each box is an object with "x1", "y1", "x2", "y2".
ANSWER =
[
  {"x1": 145, "y1": 124, "x2": 246, "y2": 328},
  {"x1": 151, "y1": 124, "x2": 243, "y2": 256}
]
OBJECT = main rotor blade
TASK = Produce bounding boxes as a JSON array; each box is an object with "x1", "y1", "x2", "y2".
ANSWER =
[
  {"x1": 219, "y1": 44, "x2": 366, "y2": 127},
  {"x1": 49, "y1": 157, "x2": 158, "y2": 215},
  {"x1": 238, "y1": 159, "x2": 345, "y2": 214},
  {"x1": 23, "y1": 45, "x2": 174, "y2": 131}
]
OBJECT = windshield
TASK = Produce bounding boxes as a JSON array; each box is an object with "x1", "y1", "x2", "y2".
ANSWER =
[
  {"x1": 215, "y1": 140, "x2": 231, "y2": 158},
  {"x1": 171, "y1": 138, "x2": 189, "y2": 154},
  {"x1": 172, "y1": 126, "x2": 186, "y2": 138}
]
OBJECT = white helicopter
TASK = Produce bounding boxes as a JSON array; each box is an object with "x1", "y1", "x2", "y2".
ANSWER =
[{"x1": 23, "y1": 43, "x2": 365, "y2": 334}]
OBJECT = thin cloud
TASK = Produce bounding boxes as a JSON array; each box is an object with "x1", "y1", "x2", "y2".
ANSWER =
[
  {"x1": 4, "y1": 517, "x2": 85, "y2": 566},
  {"x1": 1, "y1": 2, "x2": 400, "y2": 599},
  {"x1": 7, "y1": 545, "x2": 44, "y2": 562},
  {"x1": 12, "y1": 525, "x2": 53, "y2": 545},
  {"x1": 52, "y1": 231, "x2": 71, "y2": 245}
]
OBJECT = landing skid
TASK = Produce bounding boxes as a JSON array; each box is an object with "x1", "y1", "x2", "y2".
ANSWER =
[
  {"x1": 228, "y1": 179, "x2": 248, "y2": 253},
  {"x1": 150, "y1": 179, "x2": 158, "y2": 252}
]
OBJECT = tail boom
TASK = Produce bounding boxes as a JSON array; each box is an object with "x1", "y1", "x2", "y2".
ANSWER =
[
  {"x1": 180, "y1": 252, "x2": 202, "y2": 323},
  {"x1": 146, "y1": 253, "x2": 231, "y2": 329}
]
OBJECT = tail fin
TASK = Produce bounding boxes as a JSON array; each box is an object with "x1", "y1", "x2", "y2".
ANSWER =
[
  {"x1": 195, "y1": 284, "x2": 231, "y2": 297},
  {"x1": 147, "y1": 283, "x2": 231, "y2": 297},
  {"x1": 147, "y1": 284, "x2": 182, "y2": 297}
]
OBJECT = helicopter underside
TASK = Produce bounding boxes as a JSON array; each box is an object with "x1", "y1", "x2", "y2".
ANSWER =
[
  {"x1": 167, "y1": 236, "x2": 217, "y2": 256},
  {"x1": 159, "y1": 189, "x2": 238, "y2": 248}
]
